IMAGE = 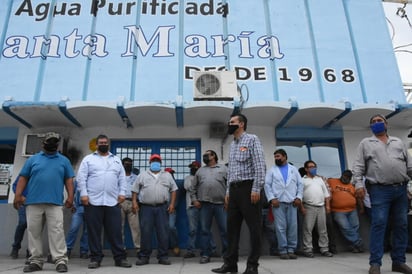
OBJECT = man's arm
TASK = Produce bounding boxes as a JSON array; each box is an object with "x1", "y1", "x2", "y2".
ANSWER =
[
  {"x1": 64, "y1": 177, "x2": 74, "y2": 208},
  {"x1": 13, "y1": 176, "x2": 28, "y2": 209},
  {"x1": 168, "y1": 191, "x2": 177, "y2": 213}
]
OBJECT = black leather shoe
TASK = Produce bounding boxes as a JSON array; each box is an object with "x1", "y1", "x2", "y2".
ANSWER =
[
  {"x1": 212, "y1": 264, "x2": 238, "y2": 273},
  {"x1": 115, "y1": 259, "x2": 132, "y2": 268},
  {"x1": 88, "y1": 261, "x2": 100, "y2": 269},
  {"x1": 135, "y1": 257, "x2": 149, "y2": 265},
  {"x1": 392, "y1": 263, "x2": 412, "y2": 274},
  {"x1": 158, "y1": 259, "x2": 171, "y2": 265},
  {"x1": 243, "y1": 266, "x2": 258, "y2": 274}
]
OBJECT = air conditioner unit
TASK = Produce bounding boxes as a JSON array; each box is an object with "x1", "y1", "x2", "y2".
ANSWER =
[
  {"x1": 193, "y1": 71, "x2": 238, "y2": 101},
  {"x1": 22, "y1": 133, "x2": 63, "y2": 157}
]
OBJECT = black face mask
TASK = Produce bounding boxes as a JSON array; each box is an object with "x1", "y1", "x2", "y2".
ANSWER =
[
  {"x1": 124, "y1": 165, "x2": 132, "y2": 173},
  {"x1": 97, "y1": 145, "x2": 109, "y2": 153},
  {"x1": 203, "y1": 154, "x2": 210, "y2": 165},
  {"x1": 228, "y1": 124, "x2": 239, "y2": 135},
  {"x1": 43, "y1": 143, "x2": 58, "y2": 152},
  {"x1": 275, "y1": 159, "x2": 283, "y2": 166},
  {"x1": 190, "y1": 168, "x2": 198, "y2": 176}
]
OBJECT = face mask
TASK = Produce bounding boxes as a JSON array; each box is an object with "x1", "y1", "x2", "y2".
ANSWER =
[
  {"x1": 124, "y1": 165, "x2": 132, "y2": 173},
  {"x1": 203, "y1": 154, "x2": 210, "y2": 165},
  {"x1": 43, "y1": 143, "x2": 58, "y2": 152},
  {"x1": 275, "y1": 159, "x2": 283, "y2": 166},
  {"x1": 228, "y1": 124, "x2": 239, "y2": 135},
  {"x1": 341, "y1": 177, "x2": 351, "y2": 184},
  {"x1": 150, "y1": 162, "x2": 161, "y2": 172},
  {"x1": 309, "y1": 168, "x2": 317, "y2": 176},
  {"x1": 370, "y1": 122, "x2": 386, "y2": 135},
  {"x1": 190, "y1": 168, "x2": 198, "y2": 176},
  {"x1": 97, "y1": 145, "x2": 109, "y2": 153}
]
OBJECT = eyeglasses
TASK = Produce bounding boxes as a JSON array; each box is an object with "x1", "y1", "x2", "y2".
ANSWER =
[
  {"x1": 370, "y1": 118, "x2": 385, "y2": 124},
  {"x1": 306, "y1": 166, "x2": 316, "y2": 168}
]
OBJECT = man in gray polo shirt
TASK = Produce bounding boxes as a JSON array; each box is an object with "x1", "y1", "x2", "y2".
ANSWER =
[
  {"x1": 131, "y1": 154, "x2": 178, "y2": 266},
  {"x1": 191, "y1": 150, "x2": 228, "y2": 264}
]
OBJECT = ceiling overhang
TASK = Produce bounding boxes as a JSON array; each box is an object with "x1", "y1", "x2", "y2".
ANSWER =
[{"x1": 1, "y1": 100, "x2": 411, "y2": 133}]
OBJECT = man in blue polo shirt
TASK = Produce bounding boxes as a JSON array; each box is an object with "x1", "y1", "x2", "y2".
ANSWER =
[{"x1": 13, "y1": 132, "x2": 74, "y2": 273}]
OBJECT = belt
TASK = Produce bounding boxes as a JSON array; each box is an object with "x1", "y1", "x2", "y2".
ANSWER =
[
  {"x1": 125, "y1": 198, "x2": 133, "y2": 201},
  {"x1": 230, "y1": 180, "x2": 253, "y2": 188},
  {"x1": 140, "y1": 202, "x2": 167, "y2": 207},
  {"x1": 375, "y1": 181, "x2": 407, "y2": 187}
]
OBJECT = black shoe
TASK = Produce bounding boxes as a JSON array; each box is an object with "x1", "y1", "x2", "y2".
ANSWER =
[
  {"x1": 158, "y1": 259, "x2": 171, "y2": 265},
  {"x1": 66, "y1": 250, "x2": 71, "y2": 259},
  {"x1": 392, "y1": 263, "x2": 412, "y2": 274},
  {"x1": 184, "y1": 252, "x2": 196, "y2": 258},
  {"x1": 56, "y1": 263, "x2": 68, "y2": 273},
  {"x1": 199, "y1": 256, "x2": 210, "y2": 264},
  {"x1": 46, "y1": 254, "x2": 53, "y2": 263},
  {"x1": 88, "y1": 261, "x2": 100, "y2": 269},
  {"x1": 210, "y1": 250, "x2": 220, "y2": 258},
  {"x1": 302, "y1": 251, "x2": 314, "y2": 258},
  {"x1": 243, "y1": 266, "x2": 258, "y2": 274},
  {"x1": 80, "y1": 253, "x2": 89, "y2": 259},
  {"x1": 23, "y1": 263, "x2": 42, "y2": 273},
  {"x1": 115, "y1": 259, "x2": 132, "y2": 268},
  {"x1": 135, "y1": 257, "x2": 149, "y2": 266},
  {"x1": 212, "y1": 264, "x2": 238, "y2": 273},
  {"x1": 288, "y1": 253, "x2": 298, "y2": 259},
  {"x1": 321, "y1": 251, "x2": 333, "y2": 257},
  {"x1": 10, "y1": 248, "x2": 18, "y2": 259},
  {"x1": 369, "y1": 265, "x2": 380, "y2": 274}
]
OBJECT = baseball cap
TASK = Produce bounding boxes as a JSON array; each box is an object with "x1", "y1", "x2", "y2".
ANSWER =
[
  {"x1": 44, "y1": 132, "x2": 60, "y2": 143},
  {"x1": 149, "y1": 154, "x2": 162, "y2": 162},
  {"x1": 188, "y1": 161, "x2": 201, "y2": 168},
  {"x1": 164, "y1": 167, "x2": 175, "y2": 174}
]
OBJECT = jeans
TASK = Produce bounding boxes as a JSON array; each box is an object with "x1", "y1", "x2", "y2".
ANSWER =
[
  {"x1": 368, "y1": 184, "x2": 408, "y2": 266},
  {"x1": 273, "y1": 203, "x2": 298, "y2": 254},
  {"x1": 169, "y1": 212, "x2": 179, "y2": 249},
  {"x1": 199, "y1": 202, "x2": 228, "y2": 257},
  {"x1": 139, "y1": 204, "x2": 169, "y2": 260},
  {"x1": 187, "y1": 207, "x2": 217, "y2": 253},
  {"x1": 12, "y1": 205, "x2": 27, "y2": 250},
  {"x1": 333, "y1": 210, "x2": 362, "y2": 247},
  {"x1": 66, "y1": 206, "x2": 88, "y2": 254},
  {"x1": 262, "y1": 208, "x2": 278, "y2": 254}
]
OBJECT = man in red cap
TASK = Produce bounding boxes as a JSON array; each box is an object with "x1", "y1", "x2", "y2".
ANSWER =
[{"x1": 131, "y1": 154, "x2": 178, "y2": 265}]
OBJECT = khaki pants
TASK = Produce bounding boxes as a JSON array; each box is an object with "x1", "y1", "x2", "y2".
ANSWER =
[
  {"x1": 120, "y1": 200, "x2": 141, "y2": 249},
  {"x1": 302, "y1": 204, "x2": 329, "y2": 253},
  {"x1": 26, "y1": 204, "x2": 68, "y2": 266}
]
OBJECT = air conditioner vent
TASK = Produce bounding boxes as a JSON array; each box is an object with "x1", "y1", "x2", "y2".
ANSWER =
[{"x1": 22, "y1": 133, "x2": 63, "y2": 157}]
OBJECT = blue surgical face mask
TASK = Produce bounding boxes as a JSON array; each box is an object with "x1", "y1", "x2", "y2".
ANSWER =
[
  {"x1": 370, "y1": 122, "x2": 386, "y2": 135},
  {"x1": 150, "y1": 162, "x2": 161, "y2": 172},
  {"x1": 309, "y1": 168, "x2": 317, "y2": 176}
]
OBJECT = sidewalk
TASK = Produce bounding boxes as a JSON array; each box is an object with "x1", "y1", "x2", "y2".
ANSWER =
[{"x1": 1, "y1": 252, "x2": 411, "y2": 274}]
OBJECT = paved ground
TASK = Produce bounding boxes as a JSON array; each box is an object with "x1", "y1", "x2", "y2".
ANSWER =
[{"x1": 1, "y1": 252, "x2": 411, "y2": 274}]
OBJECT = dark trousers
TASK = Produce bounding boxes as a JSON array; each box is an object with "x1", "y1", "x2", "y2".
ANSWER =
[
  {"x1": 139, "y1": 204, "x2": 169, "y2": 260},
  {"x1": 12, "y1": 206, "x2": 27, "y2": 250},
  {"x1": 84, "y1": 204, "x2": 126, "y2": 263},
  {"x1": 225, "y1": 181, "x2": 262, "y2": 268}
]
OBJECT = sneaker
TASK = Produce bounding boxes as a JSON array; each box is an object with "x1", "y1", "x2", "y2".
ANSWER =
[
  {"x1": 392, "y1": 263, "x2": 412, "y2": 274},
  {"x1": 23, "y1": 263, "x2": 42, "y2": 273},
  {"x1": 10, "y1": 248, "x2": 18, "y2": 259},
  {"x1": 302, "y1": 251, "x2": 314, "y2": 258},
  {"x1": 56, "y1": 263, "x2": 68, "y2": 273},
  {"x1": 288, "y1": 253, "x2": 298, "y2": 259},
  {"x1": 321, "y1": 251, "x2": 333, "y2": 257},
  {"x1": 88, "y1": 261, "x2": 100, "y2": 269},
  {"x1": 279, "y1": 254, "x2": 289, "y2": 259},
  {"x1": 199, "y1": 256, "x2": 210, "y2": 264},
  {"x1": 158, "y1": 259, "x2": 171, "y2": 265},
  {"x1": 369, "y1": 265, "x2": 380, "y2": 274},
  {"x1": 135, "y1": 257, "x2": 149, "y2": 266},
  {"x1": 184, "y1": 252, "x2": 196, "y2": 258},
  {"x1": 115, "y1": 259, "x2": 132, "y2": 268}
]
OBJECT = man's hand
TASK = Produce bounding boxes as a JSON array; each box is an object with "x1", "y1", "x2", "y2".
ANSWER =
[
  {"x1": 64, "y1": 198, "x2": 74, "y2": 209},
  {"x1": 270, "y1": 198, "x2": 280, "y2": 208},
  {"x1": 13, "y1": 194, "x2": 25, "y2": 210},
  {"x1": 293, "y1": 198, "x2": 302, "y2": 208},
  {"x1": 168, "y1": 204, "x2": 175, "y2": 214},
  {"x1": 355, "y1": 187, "x2": 366, "y2": 200},
  {"x1": 193, "y1": 200, "x2": 201, "y2": 209},
  {"x1": 251, "y1": 191, "x2": 260, "y2": 204},
  {"x1": 118, "y1": 195, "x2": 125, "y2": 204},
  {"x1": 81, "y1": 196, "x2": 89, "y2": 206},
  {"x1": 224, "y1": 194, "x2": 229, "y2": 210},
  {"x1": 132, "y1": 202, "x2": 139, "y2": 214}
]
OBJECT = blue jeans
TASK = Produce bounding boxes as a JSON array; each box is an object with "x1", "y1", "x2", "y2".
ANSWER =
[
  {"x1": 169, "y1": 212, "x2": 179, "y2": 248},
  {"x1": 187, "y1": 207, "x2": 217, "y2": 253},
  {"x1": 368, "y1": 184, "x2": 408, "y2": 266},
  {"x1": 273, "y1": 203, "x2": 298, "y2": 254},
  {"x1": 333, "y1": 210, "x2": 361, "y2": 247},
  {"x1": 262, "y1": 208, "x2": 278, "y2": 254},
  {"x1": 66, "y1": 206, "x2": 88, "y2": 254},
  {"x1": 199, "y1": 202, "x2": 228, "y2": 257},
  {"x1": 12, "y1": 205, "x2": 27, "y2": 250},
  {"x1": 139, "y1": 204, "x2": 169, "y2": 260}
]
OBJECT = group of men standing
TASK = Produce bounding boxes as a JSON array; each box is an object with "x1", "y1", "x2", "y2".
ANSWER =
[{"x1": 10, "y1": 112, "x2": 412, "y2": 274}]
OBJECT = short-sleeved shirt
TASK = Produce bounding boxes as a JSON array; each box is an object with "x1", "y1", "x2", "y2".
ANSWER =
[
  {"x1": 328, "y1": 178, "x2": 356, "y2": 212},
  {"x1": 20, "y1": 151, "x2": 74, "y2": 206},
  {"x1": 191, "y1": 164, "x2": 227, "y2": 204},
  {"x1": 302, "y1": 175, "x2": 330, "y2": 206},
  {"x1": 132, "y1": 170, "x2": 178, "y2": 205}
]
